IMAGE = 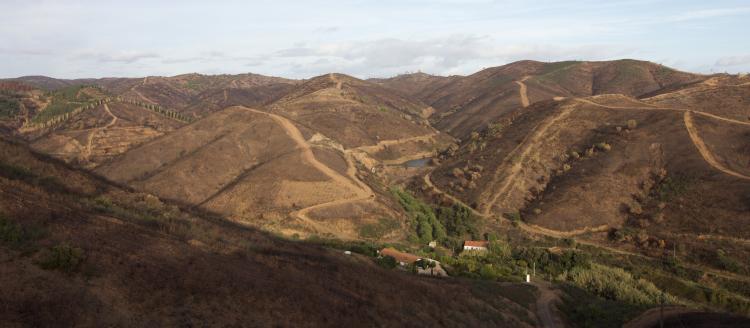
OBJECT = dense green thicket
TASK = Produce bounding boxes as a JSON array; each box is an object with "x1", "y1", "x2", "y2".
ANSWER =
[
  {"x1": 390, "y1": 188, "x2": 446, "y2": 243},
  {"x1": 390, "y1": 187, "x2": 483, "y2": 247},
  {"x1": 564, "y1": 263, "x2": 676, "y2": 306}
]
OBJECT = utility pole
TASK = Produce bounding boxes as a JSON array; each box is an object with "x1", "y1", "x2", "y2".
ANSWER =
[{"x1": 533, "y1": 262, "x2": 536, "y2": 277}]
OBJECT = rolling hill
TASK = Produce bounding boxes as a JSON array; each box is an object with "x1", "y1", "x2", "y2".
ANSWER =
[
  {"x1": 0, "y1": 137, "x2": 537, "y2": 327},
  {"x1": 3, "y1": 61, "x2": 750, "y2": 325},
  {"x1": 377, "y1": 59, "x2": 704, "y2": 139}
]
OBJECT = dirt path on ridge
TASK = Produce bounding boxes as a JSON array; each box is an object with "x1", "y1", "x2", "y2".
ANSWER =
[
  {"x1": 516, "y1": 76, "x2": 530, "y2": 108},
  {"x1": 480, "y1": 103, "x2": 576, "y2": 215}
]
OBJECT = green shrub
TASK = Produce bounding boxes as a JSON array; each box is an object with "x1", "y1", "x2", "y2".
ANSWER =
[
  {"x1": 375, "y1": 255, "x2": 398, "y2": 269},
  {"x1": 0, "y1": 96, "x2": 20, "y2": 118},
  {"x1": 566, "y1": 264, "x2": 675, "y2": 306},
  {"x1": 37, "y1": 243, "x2": 85, "y2": 273},
  {"x1": 436, "y1": 204, "x2": 479, "y2": 239},
  {"x1": 390, "y1": 188, "x2": 446, "y2": 243}
]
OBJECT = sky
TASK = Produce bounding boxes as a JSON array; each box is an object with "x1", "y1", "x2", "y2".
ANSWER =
[{"x1": 1, "y1": 0, "x2": 749, "y2": 79}]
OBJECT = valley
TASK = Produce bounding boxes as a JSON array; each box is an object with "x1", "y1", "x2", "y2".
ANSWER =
[{"x1": 2, "y1": 60, "x2": 750, "y2": 327}]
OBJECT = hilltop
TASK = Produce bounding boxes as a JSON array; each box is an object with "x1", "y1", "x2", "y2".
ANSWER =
[{"x1": 376, "y1": 59, "x2": 704, "y2": 138}]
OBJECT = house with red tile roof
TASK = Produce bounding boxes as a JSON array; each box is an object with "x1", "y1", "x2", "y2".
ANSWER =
[
  {"x1": 378, "y1": 247, "x2": 448, "y2": 277},
  {"x1": 462, "y1": 240, "x2": 489, "y2": 251}
]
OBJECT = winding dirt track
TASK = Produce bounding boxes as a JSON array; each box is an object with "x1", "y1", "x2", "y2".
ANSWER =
[
  {"x1": 130, "y1": 77, "x2": 157, "y2": 104},
  {"x1": 515, "y1": 76, "x2": 530, "y2": 108},
  {"x1": 579, "y1": 97, "x2": 750, "y2": 180},
  {"x1": 683, "y1": 111, "x2": 750, "y2": 180},
  {"x1": 83, "y1": 103, "x2": 118, "y2": 161},
  {"x1": 238, "y1": 106, "x2": 374, "y2": 236},
  {"x1": 422, "y1": 95, "x2": 750, "y2": 284}
]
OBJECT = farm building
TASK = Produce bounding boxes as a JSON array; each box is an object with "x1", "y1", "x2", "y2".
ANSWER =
[
  {"x1": 463, "y1": 240, "x2": 489, "y2": 251},
  {"x1": 378, "y1": 248, "x2": 448, "y2": 277}
]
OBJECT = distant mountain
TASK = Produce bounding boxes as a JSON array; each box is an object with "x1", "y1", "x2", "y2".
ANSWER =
[{"x1": 377, "y1": 60, "x2": 704, "y2": 138}]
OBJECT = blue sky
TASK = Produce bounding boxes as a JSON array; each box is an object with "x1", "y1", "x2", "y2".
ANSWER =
[{"x1": 1, "y1": 0, "x2": 749, "y2": 78}]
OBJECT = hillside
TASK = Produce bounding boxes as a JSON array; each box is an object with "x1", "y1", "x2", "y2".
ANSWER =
[
  {"x1": 376, "y1": 60, "x2": 704, "y2": 138},
  {"x1": 30, "y1": 100, "x2": 186, "y2": 168},
  {"x1": 3, "y1": 73, "x2": 300, "y2": 119},
  {"x1": 94, "y1": 105, "x2": 412, "y2": 240},
  {"x1": 115, "y1": 73, "x2": 299, "y2": 118},
  {"x1": 0, "y1": 137, "x2": 536, "y2": 327},
  {"x1": 269, "y1": 73, "x2": 443, "y2": 148},
  {"x1": 369, "y1": 72, "x2": 461, "y2": 101}
]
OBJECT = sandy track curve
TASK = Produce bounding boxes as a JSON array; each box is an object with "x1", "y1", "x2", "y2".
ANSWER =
[
  {"x1": 516, "y1": 76, "x2": 530, "y2": 108},
  {"x1": 238, "y1": 106, "x2": 374, "y2": 236},
  {"x1": 83, "y1": 103, "x2": 118, "y2": 161},
  {"x1": 683, "y1": 111, "x2": 750, "y2": 180},
  {"x1": 355, "y1": 133, "x2": 438, "y2": 154}
]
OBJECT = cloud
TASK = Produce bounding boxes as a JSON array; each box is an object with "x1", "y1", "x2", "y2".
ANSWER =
[
  {"x1": 262, "y1": 35, "x2": 633, "y2": 77},
  {"x1": 0, "y1": 48, "x2": 53, "y2": 56},
  {"x1": 668, "y1": 7, "x2": 750, "y2": 22},
  {"x1": 73, "y1": 51, "x2": 160, "y2": 64},
  {"x1": 715, "y1": 55, "x2": 750, "y2": 67},
  {"x1": 314, "y1": 26, "x2": 340, "y2": 33}
]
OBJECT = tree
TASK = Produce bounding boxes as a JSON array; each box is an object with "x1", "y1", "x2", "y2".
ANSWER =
[{"x1": 375, "y1": 255, "x2": 397, "y2": 269}]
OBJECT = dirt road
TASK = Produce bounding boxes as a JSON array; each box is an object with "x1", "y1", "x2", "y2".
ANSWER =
[
  {"x1": 239, "y1": 106, "x2": 374, "y2": 236},
  {"x1": 355, "y1": 133, "x2": 438, "y2": 154},
  {"x1": 83, "y1": 103, "x2": 118, "y2": 161},
  {"x1": 684, "y1": 111, "x2": 750, "y2": 180},
  {"x1": 532, "y1": 280, "x2": 563, "y2": 328},
  {"x1": 516, "y1": 76, "x2": 530, "y2": 108},
  {"x1": 481, "y1": 103, "x2": 575, "y2": 215}
]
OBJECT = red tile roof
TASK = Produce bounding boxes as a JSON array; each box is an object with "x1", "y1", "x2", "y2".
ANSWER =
[{"x1": 463, "y1": 240, "x2": 489, "y2": 248}]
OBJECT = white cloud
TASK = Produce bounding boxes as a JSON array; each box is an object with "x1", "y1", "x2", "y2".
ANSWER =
[
  {"x1": 73, "y1": 51, "x2": 160, "y2": 64},
  {"x1": 667, "y1": 7, "x2": 750, "y2": 22},
  {"x1": 715, "y1": 55, "x2": 750, "y2": 67},
  {"x1": 261, "y1": 35, "x2": 634, "y2": 77}
]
